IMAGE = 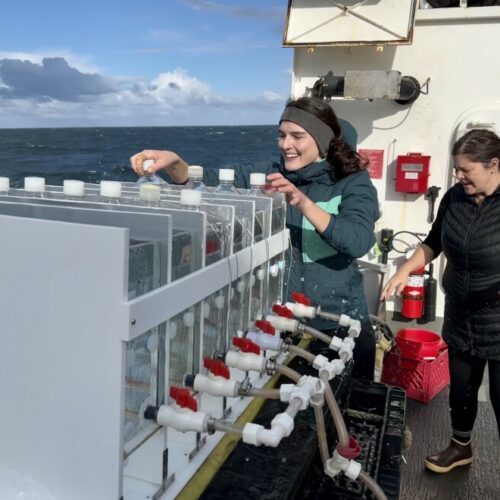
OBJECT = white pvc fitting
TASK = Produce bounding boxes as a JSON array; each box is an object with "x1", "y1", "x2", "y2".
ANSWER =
[
  {"x1": 24, "y1": 176, "x2": 45, "y2": 193},
  {"x1": 188, "y1": 165, "x2": 203, "y2": 178},
  {"x1": 193, "y1": 374, "x2": 239, "y2": 397},
  {"x1": 285, "y1": 301, "x2": 316, "y2": 319},
  {"x1": 156, "y1": 405, "x2": 209, "y2": 433},
  {"x1": 242, "y1": 412, "x2": 294, "y2": 447},
  {"x1": 100, "y1": 180, "x2": 121, "y2": 198},
  {"x1": 63, "y1": 180, "x2": 84, "y2": 197},
  {"x1": 0, "y1": 177, "x2": 10, "y2": 191},
  {"x1": 329, "y1": 336, "x2": 343, "y2": 351},
  {"x1": 348, "y1": 320, "x2": 362, "y2": 338},
  {"x1": 225, "y1": 350, "x2": 266, "y2": 372},
  {"x1": 218, "y1": 168, "x2": 234, "y2": 182},
  {"x1": 338, "y1": 314, "x2": 351, "y2": 327},
  {"x1": 139, "y1": 183, "x2": 161, "y2": 202},
  {"x1": 246, "y1": 331, "x2": 282, "y2": 352},
  {"x1": 143, "y1": 159, "x2": 155, "y2": 171},
  {"x1": 263, "y1": 315, "x2": 299, "y2": 333},
  {"x1": 180, "y1": 189, "x2": 202, "y2": 206},
  {"x1": 250, "y1": 173, "x2": 266, "y2": 186},
  {"x1": 339, "y1": 337, "x2": 356, "y2": 362}
]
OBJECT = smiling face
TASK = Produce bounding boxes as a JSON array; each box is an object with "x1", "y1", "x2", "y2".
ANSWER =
[
  {"x1": 453, "y1": 154, "x2": 500, "y2": 201},
  {"x1": 278, "y1": 121, "x2": 321, "y2": 171}
]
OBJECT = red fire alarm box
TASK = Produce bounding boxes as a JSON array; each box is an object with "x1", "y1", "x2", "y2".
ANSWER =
[{"x1": 395, "y1": 153, "x2": 430, "y2": 193}]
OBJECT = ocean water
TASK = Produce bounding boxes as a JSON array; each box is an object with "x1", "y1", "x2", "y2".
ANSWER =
[{"x1": 0, "y1": 125, "x2": 280, "y2": 188}]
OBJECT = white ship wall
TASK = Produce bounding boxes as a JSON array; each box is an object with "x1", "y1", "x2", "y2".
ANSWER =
[{"x1": 290, "y1": 7, "x2": 500, "y2": 316}]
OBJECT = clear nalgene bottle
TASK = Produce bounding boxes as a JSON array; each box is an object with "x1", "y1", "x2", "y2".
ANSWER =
[
  {"x1": 248, "y1": 172, "x2": 267, "y2": 195},
  {"x1": 24, "y1": 177, "x2": 46, "y2": 197},
  {"x1": 186, "y1": 165, "x2": 209, "y2": 192},
  {"x1": 0, "y1": 177, "x2": 10, "y2": 195},
  {"x1": 213, "y1": 168, "x2": 238, "y2": 194},
  {"x1": 137, "y1": 159, "x2": 168, "y2": 186}
]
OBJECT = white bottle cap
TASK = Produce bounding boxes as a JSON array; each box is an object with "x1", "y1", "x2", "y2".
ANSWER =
[
  {"x1": 63, "y1": 180, "x2": 84, "y2": 197},
  {"x1": 0, "y1": 177, "x2": 10, "y2": 191},
  {"x1": 24, "y1": 177, "x2": 45, "y2": 193},
  {"x1": 180, "y1": 189, "x2": 202, "y2": 206},
  {"x1": 219, "y1": 168, "x2": 234, "y2": 182},
  {"x1": 139, "y1": 183, "x2": 161, "y2": 202},
  {"x1": 250, "y1": 173, "x2": 266, "y2": 186},
  {"x1": 188, "y1": 165, "x2": 204, "y2": 177},
  {"x1": 100, "y1": 180, "x2": 122, "y2": 198},
  {"x1": 143, "y1": 159, "x2": 155, "y2": 172}
]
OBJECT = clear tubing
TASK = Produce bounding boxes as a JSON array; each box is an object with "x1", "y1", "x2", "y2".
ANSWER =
[
  {"x1": 320, "y1": 372, "x2": 349, "y2": 448},
  {"x1": 287, "y1": 344, "x2": 316, "y2": 365},
  {"x1": 358, "y1": 470, "x2": 388, "y2": 500},
  {"x1": 243, "y1": 387, "x2": 281, "y2": 399},
  {"x1": 285, "y1": 397, "x2": 303, "y2": 418},
  {"x1": 313, "y1": 403, "x2": 329, "y2": 467},
  {"x1": 209, "y1": 418, "x2": 243, "y2": 437},
  {"x1": 316, "y1": 310, "x2": 341, "y2": 322},
  {"x1": 274, "y1": 364, "x2": 302, "y2": 383},
  {"x1": 302, "y1": 325, "x2": 333, "y2": 345}
]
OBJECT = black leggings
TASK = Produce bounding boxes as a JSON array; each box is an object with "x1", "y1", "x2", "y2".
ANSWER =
[{"x1": 449, "y1": 349, "x2": 500, "y2": 440}]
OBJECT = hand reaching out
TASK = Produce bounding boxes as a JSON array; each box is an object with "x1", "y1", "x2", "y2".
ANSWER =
[{"x1": 266, "y1": 172, "x2": 309, "y2": 208}]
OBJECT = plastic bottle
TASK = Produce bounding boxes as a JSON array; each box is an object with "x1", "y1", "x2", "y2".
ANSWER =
[
  {"x1": 24, "y1": 177, "x2": 46, "y2": 197},
  {"x1": 100, "y1": 180, "x2": 122, "y2": 204},
  {"x1": 136, "y1": 159, "x2": 168, "y2": 186},
  {"x1": 63, "y1": 180, "x2": 85, "y2": 200},
  {"x1": 0, "y1": 177, "x2": 10, "y2": 195},
  {"x1": 179, "y1": 188, "x2": 202, "y2": 211},
  {"x1": 213, "y1": 168, "x2": 238, "y2": 194},
  {"x1": 248, "y1": 172, "x2": 267, "y2": 195},
  {"x1": 138, "y1": 183, "x2": 161, "y2": 207},
  {"x1": 186, "y1": 165, "x2": 209, "y2": 192}
]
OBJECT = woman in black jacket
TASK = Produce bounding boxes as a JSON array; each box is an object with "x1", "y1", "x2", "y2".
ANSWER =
[{"x1": 382, "y1": 128, "x2": 500, "y2": 473}]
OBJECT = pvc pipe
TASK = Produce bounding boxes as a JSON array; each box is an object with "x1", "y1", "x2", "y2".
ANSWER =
[
  {"x1": 274, "y1": 364, "x2": 301, "y2": 383},
  {"x1": 313, "y1": 403, "x2": 329, "y2": 467},
  {"x1": 285, "y1": 397, "x2": 303, "y2": 418},
  {"x1": 209, "y1": 418, "x2": 244, "y2": 437},
  {"x1": 243, "y1": 387, "x2": 281, "y2": 399},
  {"x1": 287, "y1": 344, "x2": 316, "y2": 364},
  {"x1": 358, "y1": 470, "x2": 388, "y2": 500},
  {"x1": 302, "y1": 324, "x2": 333, "y2": 345},
  {"x1": 316, "y1": 310, "x2": 341, "y2": 322},
  {"x1": 321, "y1": 372, "x2": 349, "y2": 448}
]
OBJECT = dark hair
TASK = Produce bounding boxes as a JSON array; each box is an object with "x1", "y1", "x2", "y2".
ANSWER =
[
  {"x1": 452, "y1": 128, "x2": 500, "y2": 168},
  {"x1": 285, "y1": 97, "x2": 367, "y2": 179}
]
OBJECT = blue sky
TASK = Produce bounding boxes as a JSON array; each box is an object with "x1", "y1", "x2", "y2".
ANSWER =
[{"x1": 0, "y1": 0, "x2": 292, "y2": 128}]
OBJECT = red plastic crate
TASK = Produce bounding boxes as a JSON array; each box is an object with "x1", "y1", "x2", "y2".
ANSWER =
[{"x1": 381, "y1": 348, "x2": 450, "y2": 403}]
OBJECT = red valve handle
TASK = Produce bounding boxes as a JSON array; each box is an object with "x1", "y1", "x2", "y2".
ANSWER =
[
  {"x1": 291, "y1": 291, "x2": 312, "y2": 306},
  {"x1": 255, "y1": 319, "x2": 276, "y2": 335},
  {"x1": 203, "y1": 356, "x2": 230, "y2": 379},
  {"x1": 336, "y1": 435, "x2": 361, "y2": 459},
  {"x1": 170, "y1": 386, "x2": 197, "y2": 412},
  {"x1": 232, "y1": 336, "x2": 261, "y2": 354},
  {"x1": 272, "y1": 304, "x2": 294, "y2": 318}
]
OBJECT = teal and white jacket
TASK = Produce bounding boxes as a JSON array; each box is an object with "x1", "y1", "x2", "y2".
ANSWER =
[
  {"x1": 272, "y1": 160, "x2": 379, "y2": 328},
  {"x1": 196, "y1": 158, "x2": 379, "y2": 328}
]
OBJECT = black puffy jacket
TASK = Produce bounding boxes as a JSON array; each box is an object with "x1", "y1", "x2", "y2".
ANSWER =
[{"x1": 424, "y1": 183, "x2": 500, "y2": 359}]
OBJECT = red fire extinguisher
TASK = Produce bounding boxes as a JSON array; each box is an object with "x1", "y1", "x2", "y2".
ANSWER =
[{"x1": 401, "y1": 265, "x2": 426, "y2": 319}]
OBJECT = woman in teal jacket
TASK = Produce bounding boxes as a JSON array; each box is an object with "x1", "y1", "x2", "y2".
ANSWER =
[{"x1": 131, "y1": 97, "x2": 379, "y2": 380}]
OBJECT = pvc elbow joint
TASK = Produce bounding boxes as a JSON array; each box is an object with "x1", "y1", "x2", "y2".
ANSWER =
[
  {"x1": 313, "y1": 354, "x2": 345, "y2": 380},
  {"x1": 338, "y1": 337, "x2": 355, "y2": 362},
  {"x1": 279, "y1": 375, "x2": 323, "y2": 410},
  {"x1": 155, "y1": 404, "x2": 210, "y2": 433},
  {"x1": 242, "y1": 412, "x2": 294, "y2": 447},
  {"x1": 284, "y1": 301, "x2": 317, "y2": 319},
  {"x1": 348, "y1": 320, "x2": 362, "y2": 338},
  {"x1": 193, "y1": 373, "x2": 240, "y2": 397},
  {"x1": 225, "y1": 350, "x2": 266, "y2": 372},
  {"x1": 325, "y1": 450, "x2": 362, "y2": 480}
]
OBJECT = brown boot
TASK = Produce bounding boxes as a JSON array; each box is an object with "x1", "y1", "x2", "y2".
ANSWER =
[{"x1": 424, "y1": 438, "x2": 472, "y2": 473}]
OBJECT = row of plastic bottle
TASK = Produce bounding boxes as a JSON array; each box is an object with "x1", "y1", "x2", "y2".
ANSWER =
[{"x1": 0, "y1": 165, "x2": 269, "y2": 200}]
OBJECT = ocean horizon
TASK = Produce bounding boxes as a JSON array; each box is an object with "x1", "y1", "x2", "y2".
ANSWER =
[{"x1": 0, "y1": 125, "x2": 280, "y2": 187}]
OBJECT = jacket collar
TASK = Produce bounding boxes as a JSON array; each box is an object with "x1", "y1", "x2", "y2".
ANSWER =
[{"x1": 279, "y1": 158, "x2": 334, "y2": 186}]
